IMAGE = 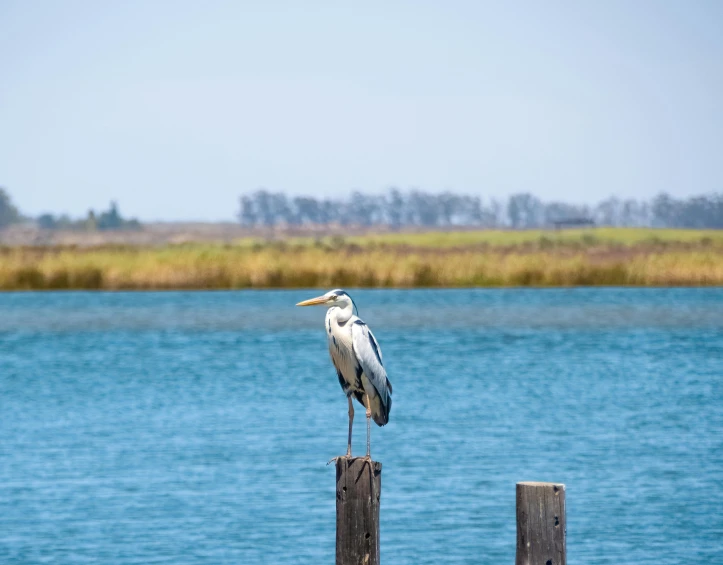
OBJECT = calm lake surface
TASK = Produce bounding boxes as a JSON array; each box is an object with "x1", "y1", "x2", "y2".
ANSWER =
[{"x1": 1, "y1": 289, "x2": 722, "y2": 565}]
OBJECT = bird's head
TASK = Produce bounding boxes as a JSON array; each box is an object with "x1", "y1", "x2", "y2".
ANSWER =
[{"x1": 296, "y1": 289, "x2": 357, "y2": 314}]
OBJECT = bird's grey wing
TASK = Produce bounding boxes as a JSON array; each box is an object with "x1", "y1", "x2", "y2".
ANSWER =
[{"x1": 351, "y1": 320, "x2": 392, "y2": 422}]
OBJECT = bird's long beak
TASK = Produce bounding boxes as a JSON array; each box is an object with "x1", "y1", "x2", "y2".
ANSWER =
[{"x1": 296, "y1": 295, "x2": 329, "y2": 307}]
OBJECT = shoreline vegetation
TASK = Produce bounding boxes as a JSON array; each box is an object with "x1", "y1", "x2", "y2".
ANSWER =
[{"x1": 2, "y1": 228, "x2": 723, "y2": 290}]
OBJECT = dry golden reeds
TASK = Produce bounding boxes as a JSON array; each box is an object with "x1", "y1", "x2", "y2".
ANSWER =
[{"x1": 1, "y1": 230, "x2": 723, "y2": 290}]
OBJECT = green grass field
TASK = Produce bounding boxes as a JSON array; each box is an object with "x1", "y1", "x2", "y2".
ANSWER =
[
  {"x1": 331, "y1": 227, "x2": 723, "y2": 248},
  {"x1": 2, "y1": 228, "x2": 723, "y2": 290},
  {"x1": 258, "y1": 227, "x2": 723, "y2": 248}
]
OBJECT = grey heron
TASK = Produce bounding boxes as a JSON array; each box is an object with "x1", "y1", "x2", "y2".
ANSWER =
[{"x1": 297, "y1": 289, "x2": 392, "y2": 461}]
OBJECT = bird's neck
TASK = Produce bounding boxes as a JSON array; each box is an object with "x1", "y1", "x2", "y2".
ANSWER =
[{"x1": 330, "y1": 304, "x2": 353, "y2": 325}]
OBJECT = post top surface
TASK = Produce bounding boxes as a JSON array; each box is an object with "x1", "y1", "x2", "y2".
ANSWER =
[
  {"x1": 517, "y1": 481, "x2": 565, "y2": 488},
  {"x1": 334, "y1": 457, "x2": 382, "y2": 472}
]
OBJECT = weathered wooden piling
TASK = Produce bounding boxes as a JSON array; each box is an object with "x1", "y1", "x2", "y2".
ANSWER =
[
  {"x1": 515, "y1": 481, "x2": 566, "y2": 565},
  {"x1": 335, "y1": 457, "x2": 382, "y2": 565}
]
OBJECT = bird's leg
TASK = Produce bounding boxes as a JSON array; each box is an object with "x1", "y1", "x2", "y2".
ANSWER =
[
  {"x1": 356, "y1": 394, "x2": 377, "y2": 489},
  {"x1": 327, "y1": 396, "x2": 355, "y2": 465},
  {"x1": 346, "y1": 395, "x2": 354, "y2": 458},
  {"x1": 364, "y1": 393, "x2": 372, "y2": 461}
]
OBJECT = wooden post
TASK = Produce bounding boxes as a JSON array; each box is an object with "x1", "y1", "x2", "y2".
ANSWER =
[
  {"x1": 515, "y1": 482, "x2": 566, "y2": 565},
  {"x1": 335, "y1": 457, "x2": 382, "y2": 565}
]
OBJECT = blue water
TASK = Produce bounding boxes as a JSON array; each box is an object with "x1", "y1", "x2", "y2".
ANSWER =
[{"x1": 1, "y1": 289, "x2": 722, "y2": 565}]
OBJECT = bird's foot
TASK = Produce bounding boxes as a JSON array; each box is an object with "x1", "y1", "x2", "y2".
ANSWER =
[
  {"x1": 327, "y1": 453, "x2": 353, "y2": 466},
  {"x1": 359, "y1": 454, "x2": 375, "y2": 473}
]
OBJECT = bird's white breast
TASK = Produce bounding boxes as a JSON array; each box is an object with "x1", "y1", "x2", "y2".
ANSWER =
[{"x1": 325, "y1": 308, "x2": 359, "y2": 390}]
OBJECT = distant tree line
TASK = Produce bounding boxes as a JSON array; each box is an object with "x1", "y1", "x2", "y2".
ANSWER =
[
  {"x1": 2, "y1": 185, "x2": 723, "y2": 231},
  {"x1": 238, "y1": 189, "x2": 723, "y2": 229},
  {"x1": 37, "y1": 202, "x2": 141, "y2": 231},
  {"x1": 0, "y1": 188, "x2": 21, "y2": 228},
  {"x1": 0, "y1": 188, "x2": 141, "y2": 231}
]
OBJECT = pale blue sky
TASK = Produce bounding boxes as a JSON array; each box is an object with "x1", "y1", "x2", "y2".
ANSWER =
[{"x1": 1, "y1": 1, "x2": 721, "y2": 221}]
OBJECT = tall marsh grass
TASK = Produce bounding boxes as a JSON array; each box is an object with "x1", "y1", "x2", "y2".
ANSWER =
[{"x1": 2, "y1": 228, "x2": 723, "y2": 290}]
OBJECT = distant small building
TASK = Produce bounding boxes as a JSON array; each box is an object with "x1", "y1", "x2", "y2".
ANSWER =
[{"x1": 552, "y1": 218, "x2": 595, "y2": 230}]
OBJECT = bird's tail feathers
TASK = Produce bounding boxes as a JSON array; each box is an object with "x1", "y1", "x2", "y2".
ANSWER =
[{"x1": 372, "y1": 389, "x2": 392, "y2": 427}]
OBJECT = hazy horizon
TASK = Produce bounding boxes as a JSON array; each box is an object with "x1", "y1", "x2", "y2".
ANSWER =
[{"x1": 2, "y1": 1, "x2": 722, "y2": 222}]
